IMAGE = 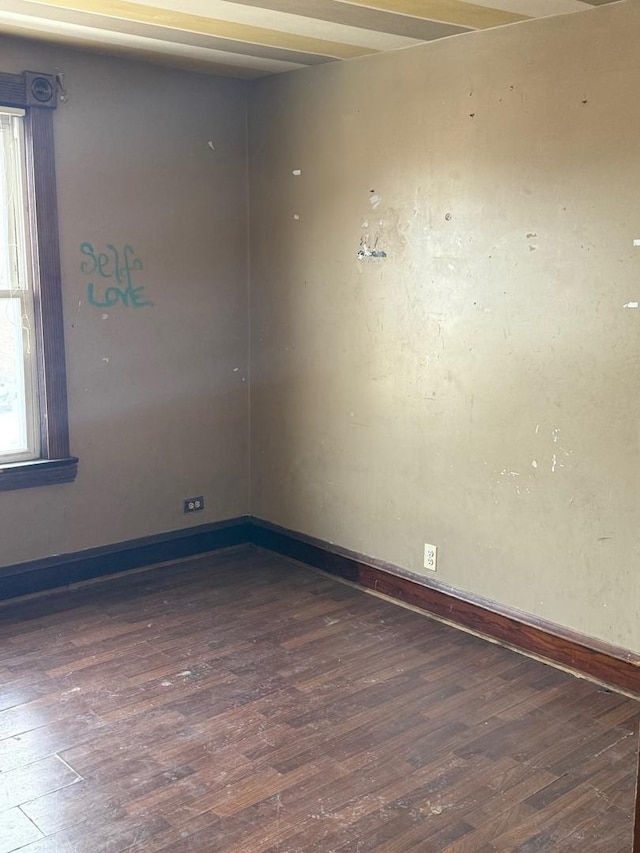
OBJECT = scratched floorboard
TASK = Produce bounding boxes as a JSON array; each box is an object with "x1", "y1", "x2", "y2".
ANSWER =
[{"x1": 0, "y1": 544, "x2": 637, "y2": 852}]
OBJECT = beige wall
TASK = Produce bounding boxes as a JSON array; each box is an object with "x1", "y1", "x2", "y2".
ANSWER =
[
  {"x1": 0, "y1": 37, "x2": 249, "y2": 565},
  {"x1": 249, "y1": 1, "x2": 640, "y2": 651},
  {"x1": 2, "y1": 3, "x2": 638, "y2": 654}
]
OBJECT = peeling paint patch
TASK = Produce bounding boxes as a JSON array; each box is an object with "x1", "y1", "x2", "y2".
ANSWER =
[
  {"x1": 552, "y1": 454, "x2": 557, "y2": 473},
  {"x1": 623, "y1": 301, "x2": 639, "y2": 309},
  {"x1": 293, "y1": 214, "x2": 300, "y2": 220},
  {"x1": 498, "y1": 468, "x2": 530, "y2": 496},
  {"x1": 369, "y1": 192, "x2": 381, "y2": 209},
  {"x1": 358, "y1": 234, "x2": 387, "y2": 260},
  {"x1": 292, "y1": 169, "x2": 301, "y2": 176},
  {"x1": 531, "y1": 460, "x2": 538, "y2": 468},
  {"x1": 358, "y1": 245, "x2": 387, "y2": 260}
]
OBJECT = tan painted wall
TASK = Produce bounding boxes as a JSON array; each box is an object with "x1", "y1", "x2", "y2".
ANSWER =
[
  {"x1": 0, "y1": 37, "x2": 249, "y2": 565},
  {"x1": 249, "y1": 1, "x2": 640, "y2": 651}
]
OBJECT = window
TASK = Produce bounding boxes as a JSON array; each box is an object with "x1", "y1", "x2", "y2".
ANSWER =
[
  {"x1": 0, "y1": 71, "x2": 77, "y2": 490},
  {"x1": 1, "y1": 107, "x2": 40, "y2": 462}
]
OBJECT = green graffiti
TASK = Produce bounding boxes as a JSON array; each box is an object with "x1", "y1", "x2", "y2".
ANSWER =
[{"x1": 81, "y1": 243, "x2": 153, "y2": 308}]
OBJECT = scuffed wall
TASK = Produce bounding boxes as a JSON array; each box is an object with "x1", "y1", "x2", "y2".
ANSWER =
[
  {"x1": 0, "y1": 38, "x2": 249, "y2": 565},
  {"x1": 249, "y1": 2, "x2": 640, "y2": 650}
]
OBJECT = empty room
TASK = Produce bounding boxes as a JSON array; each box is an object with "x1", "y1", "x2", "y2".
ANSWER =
[{"x1": 0, "y1": 0, "x2": 639, "y2": 850}]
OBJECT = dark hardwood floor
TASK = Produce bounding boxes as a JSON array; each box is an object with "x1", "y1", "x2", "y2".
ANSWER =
[{"x1": 0, "y1": 545, "x2": 638, "y2": 852}]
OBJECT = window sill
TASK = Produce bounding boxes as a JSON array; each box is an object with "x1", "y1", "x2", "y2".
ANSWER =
[{"x1": 0, "y1": 457, "x2": 78, "y2": 491}]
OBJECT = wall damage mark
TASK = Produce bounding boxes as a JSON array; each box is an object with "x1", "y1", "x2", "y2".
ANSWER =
[
  {"x1": 55, "y1": 69, "x2": 68, "y2": 103},
  {"x1": 547, "y1": 428, "x2": 573, "y2": 473},
  {"x1": 498, "y1": 468, "x2": 530, "y2": 496},
  {"x1": 357, "y1": 236, "x2": 387, "y2": 260},
  {"x1": 623, "y1": 302, "x2": 639, "y2": 309}
]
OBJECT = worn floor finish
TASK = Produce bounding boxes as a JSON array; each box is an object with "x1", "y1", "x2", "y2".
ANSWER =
[{"x1": 0, "y1": 546, "x2": 637, "y2": 852}]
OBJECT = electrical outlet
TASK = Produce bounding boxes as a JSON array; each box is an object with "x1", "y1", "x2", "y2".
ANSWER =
[
  {"x1": 424, "y1": 543, "x2": 437, "y2": 571},
  {"x1": 184, "y1": 496, "x2": 204, "y2": 513}
]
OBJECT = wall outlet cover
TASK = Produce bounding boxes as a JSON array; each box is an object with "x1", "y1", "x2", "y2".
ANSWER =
[
  {"x1": 424, "y1": 543, "x2": 437, "y2": 571},
  {"x1": 184, "y1": 496, "x2": 205, "y2": 513}
]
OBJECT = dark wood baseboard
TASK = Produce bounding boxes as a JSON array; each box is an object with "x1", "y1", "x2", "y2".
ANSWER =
[
  {"x1": 0, "y1": 517, "x2": 250, "y2": 601},
  {"x1": 2, "y1": 515, "x2": 638, "y2": 698},
  {"x1": 248, "y1": 518, "x2": 640, "y2": 698}
]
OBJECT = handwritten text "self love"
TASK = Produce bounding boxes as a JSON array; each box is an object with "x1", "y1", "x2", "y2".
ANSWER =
[{"x1": 81, "y1": 243, "x2": 153, "y2": 308}]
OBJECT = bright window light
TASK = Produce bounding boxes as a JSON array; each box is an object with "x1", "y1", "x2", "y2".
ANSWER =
[{"x1": 0, "y1": 107, "x2": 40, "y2": 462}]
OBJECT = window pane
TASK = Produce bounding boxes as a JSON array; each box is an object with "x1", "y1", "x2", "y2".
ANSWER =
[
  {"x1": 0, "y1": 110, "x2": 28, "y2": 293},
  {"x1": 0, "y1": 107, "x2": 39, "y2": 461},
  {"x1": 0, "y1": 296, "x2": 34, "y2": 457}
]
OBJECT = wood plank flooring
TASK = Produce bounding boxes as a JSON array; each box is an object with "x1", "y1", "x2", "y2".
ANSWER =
[{"x1": 0, "y1": 544, "x2": 638, "y2": 852}]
